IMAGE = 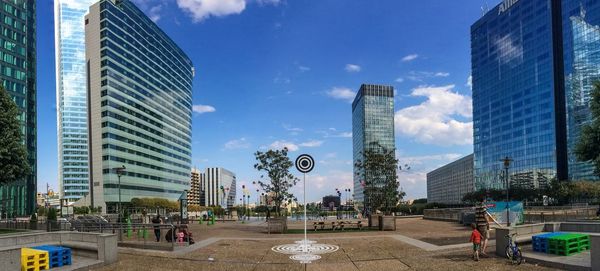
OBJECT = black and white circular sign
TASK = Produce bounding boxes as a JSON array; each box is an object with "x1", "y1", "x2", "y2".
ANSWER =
[{"x1": 295, "y1": 154, "x2": 314, "y2": 173}]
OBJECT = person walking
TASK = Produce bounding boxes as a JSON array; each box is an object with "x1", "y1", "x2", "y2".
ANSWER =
[
  {"x1": 475, "y1": 199, "x2": 492, "y2": 256},
  {"x1": 152, "y1": 215, "x2": 161, "y2": 242},
  {"x1": 469, "y1": 223, "x2": 482, "y2": 261}
]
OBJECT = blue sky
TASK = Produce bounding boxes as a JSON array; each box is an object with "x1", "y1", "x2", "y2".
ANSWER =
[{"x1": 37, "y1": 0, "x2": 500, "y2": 202}]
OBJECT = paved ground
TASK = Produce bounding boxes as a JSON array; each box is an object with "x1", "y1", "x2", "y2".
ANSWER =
[{"x1": 93, "y1": 218, "x2": 559, "y2": 271}]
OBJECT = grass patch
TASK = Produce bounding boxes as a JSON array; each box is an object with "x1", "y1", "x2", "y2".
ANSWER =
[{"x1": 285, "y1": 228, "x2": 378, "y2": 234}]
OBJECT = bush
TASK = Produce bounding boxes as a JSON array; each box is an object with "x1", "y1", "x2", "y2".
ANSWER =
[{"x1": 47, "y1": 208, "x2": 57, "y2": 221}]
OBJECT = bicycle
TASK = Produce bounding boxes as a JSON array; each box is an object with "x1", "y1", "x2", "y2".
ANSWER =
[{"x1": 505, "y1": 233, "x2": 523, "y2": 265}]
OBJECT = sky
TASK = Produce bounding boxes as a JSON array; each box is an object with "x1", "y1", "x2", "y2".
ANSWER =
[{"x1": 36, "y1": 0, "x2": 501, "y2": 203}]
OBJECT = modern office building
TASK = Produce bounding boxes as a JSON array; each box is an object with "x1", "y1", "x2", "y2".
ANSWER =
[
  {"x1": 55, "y1": 0, "x2": 97, "y2": 203},
  {"x1": 188, "y1": 168, "x2": 200, "y2": 205},
  {"x1": 563, "y1": 2, "x2": 600, "y2": 181},
  {"x1": 472, "y1": 0, "x2": 600, "y2": 189},
  {"x1": 322, "y1": 195, "x2": 341, "y2": 211},
  {"x1": 427, "y1": 154, "x2": 474, "y2": 204},
  {"x1": 352, "y1": 84, "x2": 395, "y2": 208},
  {"x1": 202, "y1": 168, "x2": 236, "y2": 209},
  {"x1": 0, "y1": 0, "x2": 36, "y2": 217},
  {"x1": 86, "y1": 0, "x2": 194, "y2": 213}
]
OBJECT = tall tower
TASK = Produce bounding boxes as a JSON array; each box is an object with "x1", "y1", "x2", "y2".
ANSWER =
[
  {"x1": 55, "y1": 0, "x2": 97, "y2": 203},
  {"x1": 352, "y1": 84, "x2": 395, "y2": 210},
  {"x1": 86, "y1": 0, "x2": 194, "y2": 213},
  {"x1": 0, "y1": 0, "x2": 37, "y2": 216}
]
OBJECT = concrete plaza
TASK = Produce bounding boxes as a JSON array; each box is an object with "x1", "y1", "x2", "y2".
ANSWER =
[{"x1": 93, "y1": 218, "x2": 560, "y2": 271}]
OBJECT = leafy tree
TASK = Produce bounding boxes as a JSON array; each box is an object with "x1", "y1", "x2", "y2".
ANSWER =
[
  {"x1": 354, "y1": 143, "x2": 404, "y2": 215},
  {"x1": 575, "y1": 81, "x2": 600, "y2": 176},
  {"x1": 254, "y1": 148, "x2": 298, "y2": 216},
  {"x1": 0, "y1": 86, "x2": 30, "y2": 185}
]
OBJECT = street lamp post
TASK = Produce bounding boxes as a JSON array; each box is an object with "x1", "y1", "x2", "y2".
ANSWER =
[
  {"x1": 501, "y1": 157, "x2": 513, "y2": 227},
  {"x1": 114, "y1": 165, "x2": 126, "y2": 222}
]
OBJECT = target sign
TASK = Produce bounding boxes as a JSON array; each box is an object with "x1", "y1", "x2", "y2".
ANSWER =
[{"x1": 295, "y1": 154, "x2": 314, "y2": 173}]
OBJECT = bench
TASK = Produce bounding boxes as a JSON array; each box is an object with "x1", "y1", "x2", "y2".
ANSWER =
[{"x1": 335, "y1": 221, "x2": 362, "y2": 231}]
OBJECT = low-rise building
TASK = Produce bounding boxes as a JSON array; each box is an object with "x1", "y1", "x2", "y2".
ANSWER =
[{"x1": 427, "y1": 154, "x2": 474, "y2": 204}]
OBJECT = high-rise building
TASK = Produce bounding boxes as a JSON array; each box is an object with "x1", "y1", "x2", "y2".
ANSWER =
[
  {"x1": 563, "y1": 2, "x2": 600, "y2": 181},
  {"x1": 86, "y1": 0, "x2": 194, "y2": 213},
  {"x1": 472, "y1": 0, "x2": 600, "y2": 189},
  {"x1": 0, "y1": 0, "x2": 36, "y2": 217},
  {"x1": 54, "y1": 0, "x2": 97, "y2": 203},
  {"x1": 188, "y1": 168, "x2": 200, "y2": 205},
  {"x1": 352, "y1": 84, "x2": 395, "y2": 208},
  {"x1": 202, "y1": 168, "x2": 236, "y2": 209},
  {"x1": 427, "y1": 154, "x2": 474, "y2": 205}
]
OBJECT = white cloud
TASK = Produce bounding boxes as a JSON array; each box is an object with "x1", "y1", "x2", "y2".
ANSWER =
[
  {"x1": 326, "y1": 87, "x2": 356, "y2": 103},
  {"x1": 256, "y1": 0, "x2": 281, "y2": 5},
  {"x1": 148, "y1": 4, "x2": 163, "y2": 22},
  {"x1": 298, "y1": 66, "x2": 311, "y2": 72},
  {"x1": 224, "y1": 138, "x2": 250, "y2": 150},
  {"x1": 269, "y1": 140, "x2": 299, "y2": 151},
  {"x1": 290, "y1": 171, "x2": 353, "y2": 201},
  {"x1": 176, "y1": 0, "x2": 246, "y2": 22},
  {"x1": 435, "y1": 72, "x2": 450, "y2": 77},
  {"x1": 401, "y1": 54, "x2": 419, "y2": 62},
  {"x1": 466, "y1": 75, "x2": 472, "y2": 90},
  {"x1": 318, "y1": 130, "x2": 352, "y2": 138},
  {"x1": 283, "y1": 124, "x2": 303, "y2": 132},
  {"x1": 192, "y1": 104, "x2": 216, "y2": 114},
  {"x1": 395, "y1": 78, "x2": 404, "y2": 83},
  {"x1": 344, "y1": 64, "x2": 361, "y2": 73},
  {"x1": 299, "y1": 140, "x2": 323, "y2": 147},
  {"x1": 403, "y1": 71, "x2": 450, "y2": 82},
  {"x1": 394, "y1": 85, "x2": 473, "y2": 146}
]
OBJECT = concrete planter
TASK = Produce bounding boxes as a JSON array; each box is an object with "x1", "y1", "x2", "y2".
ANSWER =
[
  {"x1": 368, "y1": 214, "x2": 381, "y2": 228},
  {"x1": 267, "y1": 217, "x2": 287, "y2": 234},
  {"x1": 379, "y1": 215, "x2": 396, "y2": 231}
]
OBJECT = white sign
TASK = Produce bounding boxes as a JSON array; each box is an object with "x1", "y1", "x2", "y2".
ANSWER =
[{"x1": 498, "y1": 0, "x2": 519, "y2": 15}]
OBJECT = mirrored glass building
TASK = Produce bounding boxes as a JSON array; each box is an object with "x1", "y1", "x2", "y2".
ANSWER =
[
  {"x1": 352, "y1": 84, "x2": 395, "y2": 208},
  {"x1": 86, "y1": 0, "x2": 193, "y2": 213},
  {"x1": 54, "y1": 0, "x2": 97, "y2": 203},
  {"x1": 0, "y1": 0, "x2": 36, "y2": 217}
]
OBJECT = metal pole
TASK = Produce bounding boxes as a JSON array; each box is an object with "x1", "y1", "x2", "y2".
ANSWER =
[
  {"x1": 303, "y1": 173, "x2": 307, "y2": 252},
  {"x1": 505, "y1": 165, "x2": 510, "y2": 227},
  {"x1": 118, "y1": 174, "x2": 122, "y2": 222}
]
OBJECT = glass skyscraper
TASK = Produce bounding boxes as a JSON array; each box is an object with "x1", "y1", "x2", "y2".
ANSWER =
[
  {"x1": 86, "y1": 0, "x2": 193, "y2": 212},
  {"x1": 55, "y1": 0, "x2": 97, "y2": 203},
  {"x1": 472, "y1": 0, "x2": 600, "y2": 188},
  {"x1": 0, "y1": 0, "x2": 36, "y2": 217},
  {"x1": 472, "y1": 0, "x2": 565, "y2": 190},
  {"x1": 352, "y1": 84, "x2": 395, "y2": 208},
  {"x1": 563, "y1": 2, "x2": 600, "y2": 181}
]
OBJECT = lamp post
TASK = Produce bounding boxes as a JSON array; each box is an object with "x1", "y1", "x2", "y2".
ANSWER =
[
  {"x1": 501, "y1": 157, "x2": 513, "y2": 227},
  {"x1": 114, "y1": 165, "x2": 126, "y2": 222}
]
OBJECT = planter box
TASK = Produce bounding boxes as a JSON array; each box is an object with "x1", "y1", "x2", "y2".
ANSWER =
[
  {"x1": 267, "y1": 217, "x2": 287, "y2": 234},
  {"x1": 379, "y1": 216, "x2": 396, "y2": 231},
  {"x1": 368, "y1": 214, "x2": 381, "y2": 228}
]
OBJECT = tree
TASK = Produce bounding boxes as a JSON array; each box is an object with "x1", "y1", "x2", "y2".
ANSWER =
[
  {"x1": 0, "y1": 86, "x2": 30, "y2": 185},
  {"x1": 354, "y1": 143, "x2": 403, "y2": 215},
  {"x1": 575, "y1": 81, "x2": 600, "y2": 176},
  {"x1": 254, "y1": 148, "x2": 298, "y2": 216}
]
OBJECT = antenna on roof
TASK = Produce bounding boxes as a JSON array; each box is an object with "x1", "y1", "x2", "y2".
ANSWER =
[
  {"x1": 481, "y1": 1, "x2": 490, "y2": 17},
  {"x1": 580, "y1": 1, "x2": 586, "y2": 19}
]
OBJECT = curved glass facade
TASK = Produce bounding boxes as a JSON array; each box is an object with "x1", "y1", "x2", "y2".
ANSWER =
[
  {"x1": 87, "y1": 0, "x2": 193, "y2": 212},
  {"x1": 55, "y1": 0, "x2": 97, "y2": 203}
]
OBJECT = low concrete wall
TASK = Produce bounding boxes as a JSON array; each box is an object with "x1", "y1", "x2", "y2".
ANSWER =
[
  {"x1": 423, "y1": 208, "x2": 469, "y2": 222},
  {"x1": 0, "y1": 231, "x2": 118, "y2": 269},
  {"x1": 494, "y1": 223, "x2": 546, "y2": 257},
  {"x1": 560, "y1": 222, "x2": 600, "y2": 233},
  {"x1": 592, "y1": 235, "x2": 600, "y2": 271}
]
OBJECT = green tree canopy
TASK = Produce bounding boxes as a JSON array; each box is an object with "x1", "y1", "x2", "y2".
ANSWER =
[
  {"x1": 0, "y1": 86, "x2": 30, "y2": 184},
  {"x1": 254, "y1": 147, "x2": 298, "y2": 216},
  {"x1": 575, "y1": 81, "x2": 600, "y2": 176},
  {"x1": 354, "y1": 143, "x2": 404, "y2": 215}
]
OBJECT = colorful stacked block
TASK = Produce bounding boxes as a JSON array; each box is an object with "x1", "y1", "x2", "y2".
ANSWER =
[
  {"x1": 21, "y1": 248, "x2": 49, "y2": 271},
  {"x1": 32, "y1": 245, "x2": 72, "y2": 268},
  {"x1": 532, "y1": 232, "x2": 563, "y2": 253},
  {"x1": 548, "y1": 233, "x2": 590, "y2": 256}
]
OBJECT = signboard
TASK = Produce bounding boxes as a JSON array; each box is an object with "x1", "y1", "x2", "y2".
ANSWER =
[
  {"x1": 486, "y1": 201, "x2": 524, "y2": 225},
  {"x1": 179, "y1": 190, "x2": 188, "y2": 224},
  {"x1": 498, "y1": 0, "x2": 519, "y2": 15}
]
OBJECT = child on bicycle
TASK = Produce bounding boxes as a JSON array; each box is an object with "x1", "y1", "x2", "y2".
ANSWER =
[{"x1": 470, "y1": 223, "x2": 482, "y2": 261}]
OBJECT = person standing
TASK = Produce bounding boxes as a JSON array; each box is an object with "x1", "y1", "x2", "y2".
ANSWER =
[
  {"x1": 152, "y1": 215, "x2": 161, "y2": 242},
  {"x1": 475, "y1": 199, "x2": 491, "y2": 256},
  {"x1": 469, "y1": 223, "x2": 482, "y2": 261}
]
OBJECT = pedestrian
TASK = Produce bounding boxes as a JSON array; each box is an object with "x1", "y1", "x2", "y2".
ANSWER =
[
  {"x1": 152, "y1": 215, "x2": 161, "y2": 242},
  {"x1": 475, "y1": 198, "x2": 491, "y2": 256},
  {"x1": 266, "y1": 207, "x2": 270, "y2": 221},
  {"x1": 470, "y1": 223, "x2": 482, "y2": 261}
]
